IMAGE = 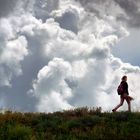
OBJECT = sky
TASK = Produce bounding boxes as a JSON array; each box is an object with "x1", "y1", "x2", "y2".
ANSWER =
[{"x1": 0, "y1": 0, "x2": 140, "y2": 113}]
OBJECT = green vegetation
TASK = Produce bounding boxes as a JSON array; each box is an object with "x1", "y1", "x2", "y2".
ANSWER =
[{"x1": 0, "y1": 107, "x2": 140, "y2": 140}]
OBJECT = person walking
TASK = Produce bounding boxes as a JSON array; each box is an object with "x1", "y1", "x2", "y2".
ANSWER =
[{"x1": 112, "y1": 75, "x2": 134, "y2": 112}]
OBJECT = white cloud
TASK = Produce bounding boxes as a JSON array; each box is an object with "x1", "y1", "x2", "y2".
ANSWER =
[
  {"x1": 34, "y1": 0, "x2": 59, "y2": 20},
  {"x1": 26, "y1": 0, "x2": 140, "y2": 112},
  {"x1": 30, "y1": 58, "x2": 73, "y2": 112},
  {"x1": 37, "y1": 91, "x2": 73, "y2": 113},
  {"x1": 0, "y1": 0, "x2": 140, "y2": 112},
  {"x1": 0, "y1": 18, "x2": 28, "y2": 86}
]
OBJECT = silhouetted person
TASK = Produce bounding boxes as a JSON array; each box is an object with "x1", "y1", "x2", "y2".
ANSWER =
[{"x1": 112, "y1": 76, "x2": 134, "y2": 112}]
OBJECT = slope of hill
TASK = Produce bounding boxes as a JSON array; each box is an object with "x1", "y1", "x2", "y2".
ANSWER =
[{"x1": 0, "y1": 107, "x2": 140, "y2": 140}]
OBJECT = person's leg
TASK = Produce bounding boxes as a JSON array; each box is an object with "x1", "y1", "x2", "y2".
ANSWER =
[
  {"x1": 126, "y1": 97, "x2": 131, "y2": 112},
  {"x1": 112, "y1": 96, "x2": 124, "y2": 112},
  {"x1": 123, "y1": 93, "x2": 131, "y2": 112}
]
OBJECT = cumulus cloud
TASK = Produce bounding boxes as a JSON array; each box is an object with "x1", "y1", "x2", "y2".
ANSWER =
[
  {"x1": 75, "y1": 0, "x2": 123, "y2": 19},
  {"x1": 0, "y1": 0, "x2": 18, "y2": 17},
  {"x1": 23, "y1": 0, "x2": 140, "y2": 112},
  {"x1": 53, "y1": 4, "x2": 80, "y2": 33},
  {"x1": 0, "y1": 0, "x2": 140, "y2": 112},
  {"x1": 30, "y1": 58, "x2": 73, "y2": 112},
  {"x1": 34, "y1": 0, "x2": 59, "y2": 21},
  {"x1": 26, "y1": 2, "x2": 138, "y2": 112},
  {"x1": 115, "y1": 0, "x2": 140, "y2": 28},
  {"x1": 76, "y1": 0, "x2": 140, "y2": 28},
  {"x1": 0, "y1": 18, "x2": 28, "y2": 86},
  {"x1": 0, "y1": 0, "x2": 34, "y2": 18}
]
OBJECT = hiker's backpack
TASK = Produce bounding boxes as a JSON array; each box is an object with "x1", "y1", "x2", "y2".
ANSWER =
[{"x1": 117, "y1": 83, "x2": 124, "y2": 95}]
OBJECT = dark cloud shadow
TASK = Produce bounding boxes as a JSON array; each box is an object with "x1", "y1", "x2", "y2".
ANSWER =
[{"x1": 0, "y1": 0, "x2": 19, "y2": 17}]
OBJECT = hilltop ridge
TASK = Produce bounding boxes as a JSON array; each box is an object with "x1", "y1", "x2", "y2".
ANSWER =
[{"x1": 0, "y1": 107, "x2": 140, "y2": 140}]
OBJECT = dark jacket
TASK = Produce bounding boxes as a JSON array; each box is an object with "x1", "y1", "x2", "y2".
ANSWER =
[{"x1": 121, "y1": 81, "x2": 129, "y2": 95}]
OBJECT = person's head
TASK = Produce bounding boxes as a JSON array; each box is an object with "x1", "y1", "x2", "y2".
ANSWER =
[{"x1": 121, "y1": 75, "x2": 127, "y2": 81}]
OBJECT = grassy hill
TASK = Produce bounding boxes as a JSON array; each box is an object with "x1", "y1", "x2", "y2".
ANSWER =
[{"x1": 0, "y1": 107, "x2": 140, "y2": 140}]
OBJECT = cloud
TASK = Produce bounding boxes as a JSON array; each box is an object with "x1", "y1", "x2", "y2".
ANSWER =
[
  {"x1": 22, "y1": 0, "x2": 140, "y2": 112},
  {"x1": 33, "y1": 0, "x2": 59, "y2": 21},
  {"x1": 0, "y1": 0, "x2": 34, "y2": 18},
  {"x1": 37, "y1": 91, "x2": 72, "y2": 113},
  {"x1": 0, "y1": 0, "x2": 140, "y2": 112},
  {"x1": 25, "y1": 7, "x2": 127, "y2": 112},
  {"x1": 76, "y1": 0, "x2": 140, "y2": 28},
  {"x1": 115, "y1": 0, "x2": 140, "y2": 28},
  {"x1": 0, "y1": 36, "x2": 28, "y2": 86},
  {"x1": 30, "y1": 58, "x2": 73, "y2": 112},
  {"x1": 0, "y1": 18, "x2": 28, "y2": 86},
  {"x1": 0, "y1": 0, "x2": 18, "y2": 17},
  {"x1": 54, "y1": 6, "x2": 80, "y2": 33},
  {"x1": 75, "y1": 0, "x2": 123, "y2": 18}
]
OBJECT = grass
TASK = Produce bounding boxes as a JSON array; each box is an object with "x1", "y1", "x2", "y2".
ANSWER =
[{"x1": 0, "y1": 107, "x2": 140, "y2": 140}]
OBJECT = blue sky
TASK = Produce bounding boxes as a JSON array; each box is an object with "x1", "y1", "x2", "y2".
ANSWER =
[
  {"x1": 113, "y1": 29, "x2": 140, "y2": 66},
  {"x1": 0, "y1": 0, "x2": 140, "y2": 112}
]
